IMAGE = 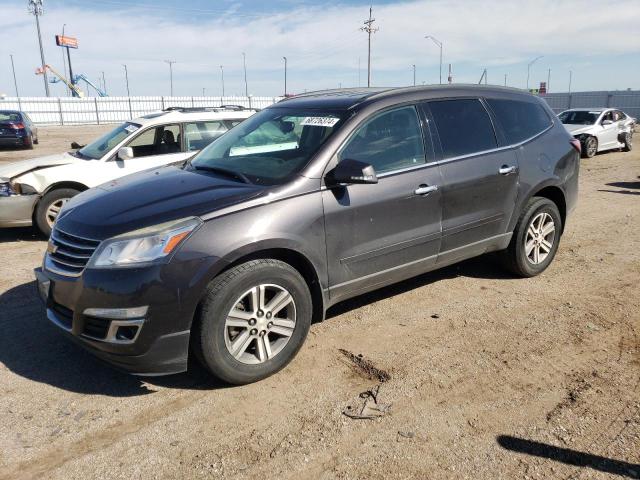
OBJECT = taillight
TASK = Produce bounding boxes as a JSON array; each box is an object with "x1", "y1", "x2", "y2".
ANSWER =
[
  {"x1": 570, "y1": 138, "x2": 581, "y2": 155},
  {"x1": 9, "y1": 123, "x2": 25, "y2": 129}
]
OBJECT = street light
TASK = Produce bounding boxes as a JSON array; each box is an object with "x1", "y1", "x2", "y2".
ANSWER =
[
  {"x1": 283, "y1": 56, "x2": 287, "y2": 96},
  {"x1": 164, "y1": 60, "x2": 175, "y2": 96},
  {"x1": 411, "y1": 64, "x2": 416, "y2": 86},
  {"x1": 220, "y1": 65, "x2": 225, "y2": 97},
  {"x1": 526, "y1": 55, "x2": 543, "y2": 90},
  {"x1": 123, "y1": 64, "x2": 130, "y2": 96},
  {"x1": 425, "y1": 35, "x2": 443, "y2": 84},
  {"x1": 242, "y1": 52, "x2": 248, "y2": 97},
  {"x1": 61, "y1": 23, "x2": 68, "y2": 96},
  {"x1": 9, "y1": 54, "x2": 19, "y2": 97}
]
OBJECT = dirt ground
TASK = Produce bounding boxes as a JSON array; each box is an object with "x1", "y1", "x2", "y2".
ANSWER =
[{"x1": 0, "y1": 126, "x2": 638, "y2": 480}]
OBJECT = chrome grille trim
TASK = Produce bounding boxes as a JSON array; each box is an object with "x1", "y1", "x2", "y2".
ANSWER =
[{"x1": 46, "y1": 227, "x2": 101, "y2": 277}]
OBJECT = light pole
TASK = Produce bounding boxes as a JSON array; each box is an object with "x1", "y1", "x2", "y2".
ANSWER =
[
  {"x1": 547, "y1": 68, "x2": 551, "y2": 93},
  {"x1": 61, "y1": 23, "x2": 68, "y2": 96},
  {"x1": 504, "y1": 73, "x2": 507, "y2": 87},
  {"x1": 9, "y1": 54, "x2": 19, "y2": 97},
  {"x1": 219, "y1": 65, "x2": 225, "y2": 97},
  {"x1": 242, "y1": 52, "x2": 248, "y2": 97},
  {"x1": 28, "y1": 0, "x2": 50, "y2": 96},
  {"x1": 282, "y1": 56, "x2": 287, "y2": 96},
  {"x1": 360, "y1": 7, "x2": 378, "y2": 87},
  {"x1": 411, "y1": 64, "x2": 416, "y2": 86},
  {"x1": 123, "y1": 64, "x2": 130, "y2": 96},
  {"x1": 164, "y1": 60, "x2": 175, "y2": 96},
  {"x1": 425, "y1": 35, "x2": 443, "y2": 84},
  {"x1": 568, "y1": 70, "x2": 572, "y2": 95},
  {"x1": 101, "y1": 71, "x2": 106, "y2": 95},
  {"x1": 526, "y1": 55, "x2": 543, "y2": 90}
]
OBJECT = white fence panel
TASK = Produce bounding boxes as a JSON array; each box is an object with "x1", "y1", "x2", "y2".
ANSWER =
[{"x1": 0, "y1": 96, "x2": 282, "y2": 125}]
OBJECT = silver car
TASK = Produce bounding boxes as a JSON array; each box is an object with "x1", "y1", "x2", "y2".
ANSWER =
[{"x1": 558, "y1": 108, "x2": 634, "y2": 158}]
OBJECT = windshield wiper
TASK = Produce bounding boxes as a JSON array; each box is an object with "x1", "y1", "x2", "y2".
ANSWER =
[{"x1": 193, "y1": 165, "x2": 251, "y2": 184}]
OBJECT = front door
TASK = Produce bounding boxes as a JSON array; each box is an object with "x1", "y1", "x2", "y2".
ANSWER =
[
  {"x1": 598, "y1": 111, "x2": 619, "y2": 149},
  {"x1": 423, "y1": 99, "x2": 519, "y2": 256},
  {"x1": 322, "y1": 105, "x2": 443, "y2": 302}
]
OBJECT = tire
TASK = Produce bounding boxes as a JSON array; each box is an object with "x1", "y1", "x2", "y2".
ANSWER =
[
  {"x1": 25, "y1": 135, "x2": 34, "y2": 150},
  {"x1": 192, "y1": 259, "x2": 312, "y2": 385},
  {"x1": 622, "y1": 132, "x2": 633, "y2": 152},
  {"x1": 582, "y1": 136, "x2": 597, "y2": 158},
  {"x1": 33, "y1": 135, "x2": 39, "y2": 145},
  {"x1": 500, "y1": 197, "x2": 562, "y2": 277},
  {"x1": 35, "y1": 188, "x2": 80, "y2": 237}
]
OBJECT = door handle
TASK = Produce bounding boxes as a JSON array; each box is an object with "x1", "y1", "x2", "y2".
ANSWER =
[
  {"x1": 499, "y1": 165, "x2": 517, "y2": 175},
  {"x1": 414, "y1": 184, "x2": 438, "y2": 195}
]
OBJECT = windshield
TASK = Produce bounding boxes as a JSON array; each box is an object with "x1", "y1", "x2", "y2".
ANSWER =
[
  {"x1": 78, "y1": 122, "x2": 141, "y2": 159},
  {"x1": 190, "y1": 108, "x2": 345, "y2": 185},
  {"x1": 558, "y1": 110, "x2": 600, "y2": 125}
]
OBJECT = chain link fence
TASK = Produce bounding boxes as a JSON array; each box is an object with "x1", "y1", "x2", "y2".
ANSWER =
[{"x1": 0, "y1": 96, "x2": 282, "y2": 126}]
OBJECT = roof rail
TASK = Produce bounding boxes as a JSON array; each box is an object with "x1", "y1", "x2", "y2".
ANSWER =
[{"x1": 161, "y1": 105, "x2": 253, "y2": 113}]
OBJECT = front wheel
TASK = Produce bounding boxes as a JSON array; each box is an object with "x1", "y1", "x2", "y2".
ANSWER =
[
  {"x1": 582, "y1": 136, "x2": 597, "y2": 158},
  {"x1": 500, "y1": 197, "x2": 562, "y2": 277},
  {"x1": 622, "y1": 132, "x2": 633, "y2": 152},
  {"x1": 192, "y1": 259, "x2": 312, "y2": 385},
  {"x1": 35, "y1": 188, "x2": 80, "y2": 237}
]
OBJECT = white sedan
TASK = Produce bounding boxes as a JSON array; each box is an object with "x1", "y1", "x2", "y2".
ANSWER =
[
  {"x1": 0, "y1": 106, "x2": 254, "y2": 235},
  {"x1": 558, "y1": 108, "x2": 634, "y2": 158}
]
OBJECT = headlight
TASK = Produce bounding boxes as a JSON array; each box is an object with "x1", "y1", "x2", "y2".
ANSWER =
[
  {"x1": 89, "y1": 217, "x2": 202, "y2": 268},
  {"x1": 0, "y1": 182, "x2": 17, "y2": 197}
]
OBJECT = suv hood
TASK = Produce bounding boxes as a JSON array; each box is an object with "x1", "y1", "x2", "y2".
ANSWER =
[
  {"x1": 563, "y1": 124, "x2": 596, "y2": 136},
  {"x1": 0, "y1": 151, "x2": 78, "y2": 181},
  {"x1": 56, "y1": 165, "x2": 266, "y2": 240}
]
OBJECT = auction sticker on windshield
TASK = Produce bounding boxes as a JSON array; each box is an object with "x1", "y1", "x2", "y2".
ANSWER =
[
  {"x1": 124, "y1": 124, "x2": 139, "y2": 133},
  {"x1": 300, "y1": 117, "x2": 340, "y2": 127}
]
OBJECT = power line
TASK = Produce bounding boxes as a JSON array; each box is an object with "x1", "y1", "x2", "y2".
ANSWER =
[{"x1": 360, "y1": 6, "x2": 378, "y2": 88}]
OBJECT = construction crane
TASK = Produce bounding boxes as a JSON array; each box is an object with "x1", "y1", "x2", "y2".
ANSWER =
[
  {"x1": 36, "y1": 64, "x2": 84, "y2": 97},
  {"x1": 73, "y1": 74, "x2": 108, "y2": 97}
]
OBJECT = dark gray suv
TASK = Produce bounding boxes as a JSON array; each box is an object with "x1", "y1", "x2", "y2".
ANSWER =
[{"x1": 35, "y1": 86, "x2": 580, "y2": 384}]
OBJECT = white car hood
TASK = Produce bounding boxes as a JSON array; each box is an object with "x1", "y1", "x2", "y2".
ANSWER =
[
  {"x1": 563, "y1": 124, "x2": 596, "y2": 136},
  {"x1": 0, "y1": 152, "x2": 78, "y2": 181}
]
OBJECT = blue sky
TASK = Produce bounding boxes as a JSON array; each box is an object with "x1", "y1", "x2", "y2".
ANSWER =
[{"x1": 1, "y1": 0, "x2": 639, "y2": 97}]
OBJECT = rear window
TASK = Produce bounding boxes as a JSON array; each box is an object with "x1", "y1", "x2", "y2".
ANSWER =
[
  {"x1": 428, "y1": 99, "x2": 497, "y2": 158},
  {"x1": 0, "y1": 111, "x2": 22, "y2": 122},
  {"x1": 487, "y1": 99, "x2": 551, "y2": 144}
]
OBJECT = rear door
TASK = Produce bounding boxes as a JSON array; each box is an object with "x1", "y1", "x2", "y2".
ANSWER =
[
  {"x1": 423, "y1": 98, "x2": 519, "y2": 257},
  {"x1": 322, "y1": 105, "x2": 443, "y2": 301}
]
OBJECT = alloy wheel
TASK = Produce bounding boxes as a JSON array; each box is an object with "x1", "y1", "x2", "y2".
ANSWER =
[
  {"x1": 45, "y1": 199, "x2": 68, "y2": 228},
  {"x1": 224, "y1": 284, "x2": 297, "y2": 365},
  {"x1": 524, "y1": 212, "x2": 556, "y2": 265}
]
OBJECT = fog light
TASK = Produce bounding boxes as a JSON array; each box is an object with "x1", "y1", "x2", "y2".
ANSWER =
[{"x1": 84, "y1": 306, "x2": 148, "y2": 319}]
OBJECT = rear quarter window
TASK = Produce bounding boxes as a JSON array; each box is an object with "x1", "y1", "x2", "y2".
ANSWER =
[{"x1": 486, "y1": 98, "x2": 552, "y2": 145}]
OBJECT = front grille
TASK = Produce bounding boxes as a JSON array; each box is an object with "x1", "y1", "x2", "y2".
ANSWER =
[
  {"x1": 82, "y1": 316, "x2": 110, "y2": 340},
  {"x1": 47, "y1": 228, "x2": 101, "y2": 276}
]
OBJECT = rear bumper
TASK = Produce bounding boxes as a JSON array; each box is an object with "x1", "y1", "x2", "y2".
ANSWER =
[
  {"x1": 0, "y1": 135, "x2": 28, "y2": 147},
  {"x1": 0, "y1": 195, "x2": 38, "y2": 227}
]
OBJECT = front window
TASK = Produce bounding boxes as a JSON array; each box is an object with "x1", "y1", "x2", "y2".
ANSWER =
[
  {"x1": 191, "y1": 108, "x2": 345, "y2": 185},
  {"x1": 558, "y1": 111, "x2": 600, "y2": 125},
  {"x1": 78, "y1": 122, "x2": 141, "y2": 159}
]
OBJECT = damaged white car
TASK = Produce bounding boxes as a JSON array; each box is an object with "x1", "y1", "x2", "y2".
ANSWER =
[
  {"x1": 0, "y1": 106, "x2": 254, "y2": 235},
  {"x1": 558, "y1": 108, "x2": 634, "y2": 158}
]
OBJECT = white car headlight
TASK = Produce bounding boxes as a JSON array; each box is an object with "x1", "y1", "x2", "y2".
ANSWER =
[{"x1": 89, "y1": 217, "x2": 202, "y2": 268}]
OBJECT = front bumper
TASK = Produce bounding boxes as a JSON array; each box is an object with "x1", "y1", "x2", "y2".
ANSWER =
[
  {"x1": 34, "y1": 262, "x2": 200, "y2": 376},
  {"x1": 0, "y1": 194, "x2": 38, "y2": 228}
]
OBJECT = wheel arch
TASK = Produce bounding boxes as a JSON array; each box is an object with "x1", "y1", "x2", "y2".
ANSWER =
[
  {"x1": 42, "y1": 181, "x2": 89, "y2": 196},
  {"x1": 529, "y1": 184, "x2": 567, "y2": 232}
]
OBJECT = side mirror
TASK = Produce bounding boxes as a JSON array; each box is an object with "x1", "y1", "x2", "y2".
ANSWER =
[
  {"x1": 117, "y1": 147, "x2": 134, "y2": 161},
  {"x1": 602, "y1": 119, "x2": 613, "y2": 126},
  {"x1": 325, "y1": 159, "x2": 378, "y2": 186}
]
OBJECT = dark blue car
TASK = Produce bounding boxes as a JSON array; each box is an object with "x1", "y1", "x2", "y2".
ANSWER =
[{"x1": 0, "y1": 110, "x2": 38, "y2": 149}]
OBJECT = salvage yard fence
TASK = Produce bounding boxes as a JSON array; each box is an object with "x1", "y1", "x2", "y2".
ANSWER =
[
  {"x1": 1, "y1": 90, "x2": 639, "y2": 126},
  {"x1": 0, "y1": 96, "x2": 282, "y2": 126}
]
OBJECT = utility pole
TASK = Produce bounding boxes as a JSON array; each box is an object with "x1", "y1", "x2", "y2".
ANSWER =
[
  {"x1": 202, "y1": 87, "x2": 205, "y2": 96},
  {"x1": 425, "y1": 35, "x2": 443, "y2": 84},
  {"x1": 504, "y1": 73, "x2": 507, "y2": 87},
  {"x1": 9, "y1": 55, "x2": 19, "y2": 97},
  {"x1": 28, "y1": 0, "x2": 50, "y2": 97},
  {"x1": 568, "y1": 70, "x2": 572, "y2": 95},
  {"x1": 526, "y1": 55, "x2": 543, "y2": 90},
  {"x1": 220, "y1": 65, "x2": 225, "y2": 97},
  {"x1": 101, "y1": 71, "x2": 106, "y2": 95},
  {"x1": 242, "y1": 52, "x2": 248, "y2": 97},
  {"x1": 123, "y1": 64, "x2": 130, "y2": 96},
  {"x1": 547, "y1": 68, "x2": 551, "y2": 93},
  {"x1": 448, "y1": 63, "x2": 452, "y2": 84},
  {"x1": 282, "y1": 56, "x2": 287, "y2": 96},
  {"x1": 164, "y1": 60, "x2": 175, "y2": 96},
  {"x1": 411, "y1": 64, "x2": 416, "y2": 86},
  {"x1": 360, "y1": 7, "x2": 378, "y2": 87}
]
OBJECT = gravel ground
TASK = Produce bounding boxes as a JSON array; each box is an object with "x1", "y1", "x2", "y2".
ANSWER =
[{"x1": 0, "y1": 126, "x2": 639, "y2": 480}]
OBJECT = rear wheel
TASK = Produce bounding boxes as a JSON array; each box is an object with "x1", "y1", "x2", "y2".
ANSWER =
[
  {"x1": 622, "y1": 132, "x2": 633, "y2": 152},
  {"x1": 582, "y1": 136, "x2": 597, "y2": 158},
  {"x1": 25, "y1": 135, "x2": 34, "y2": 150},
  {"x1": 192, "y1": 259, "x2": 312, "y2": 385},
  {"x1": 35, "y1": 188, "x2": 80, "y2": 236},
  {"x1": 500, "y1": 197, "x2": 562, "y2": 277},
  {"x1": 33, "y1": 135, "x2": 39, "y2": 145}
]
